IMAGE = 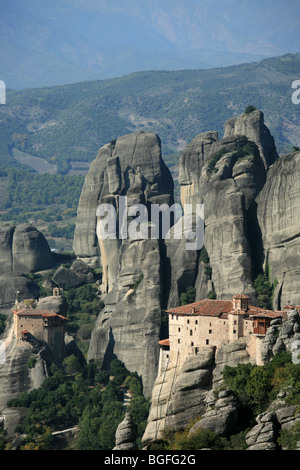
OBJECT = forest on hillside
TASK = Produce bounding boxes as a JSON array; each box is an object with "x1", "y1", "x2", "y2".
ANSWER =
[{"x1": 0, "y1": 53, "x2": 299, "y2": 175}]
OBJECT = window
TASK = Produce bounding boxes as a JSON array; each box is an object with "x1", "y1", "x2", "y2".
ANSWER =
[
  {"x1": 191, "y1": 342, "x2": 194, "y2": 347},
  {"x1": 209, "y1": 329, "x2": 212, "y2": 334},
  {"x1": 178, "y1": 339, "x2": 180, "y2": 344},
  {"x1": 234, "y1": 320, "x2": 237, "y2": 325},
  {"x1": 190, "y1": 330, "x2": 193, "y2": 336},
  {"x1": 233, "y1": 329, "x2": 236, "y2": 334},
  {"x1": 178, "y1": 327, "x2": 181, "y2": 332},
  {"x1": 206, "y1": 339, "x2": 209, "y2": 345},
  {"x1": 195, "y1": 320, "x2": 198, "y2": 325},
  {"x1": 187, "y1": 319, "x2": 190, "y2": 324}
]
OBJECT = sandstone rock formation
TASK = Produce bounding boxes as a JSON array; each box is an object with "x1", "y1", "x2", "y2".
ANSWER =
[
  {"x1": 142, "y1": 341, "x2": 254, "y2": 445},
  {"x1": 143, "y1": 305, "x2": 300, "y2": 446},
  {"x1": 37, "y1": 293, "x2": 69, "y2": 316},
  {"x1": 0, "y1": 316, "x2": 49, "y2": 411},
  {"x1": 245, "y1": 401, "x2": 300, "y2": 450},
  {"x1": 224, "y1": 109, "x2": 279, "y2": 169},
  {"x1": 260, "y1": 309, "x2": 300, "y2": 363},
  {"x1": 72, "y1": 111, "x2": 299, "y2": 414},
  {"x1": 256, "y1": 151, "x2": 300, "y2": 307},
  {"x1": 75, "y1": 132, "x2": 173, "y2": 397},
  {"x1": 188, "y1": 389, "x2": 238, "y2": 438},
  {"x1": 73, "y1": 131, "x2": 173, "y2": 264},
  {"x1": 142, "y1": 350, "x2": 214, "y2": 444},
  {"x1": 167, "y1": 109, "x2": 277, "y2": 305},
  {"x1": 113, "y1": 412, "x2": 138, "y2": 450},
  {"x1": 0, "y1": 272, "x2": 40, "y2": 309},
  {"x1": 0, "y1": 224, "x2": 53, "y2": 276},
  {"x1": 245, "y1": 411, "x2": 280, "y2": 450}
]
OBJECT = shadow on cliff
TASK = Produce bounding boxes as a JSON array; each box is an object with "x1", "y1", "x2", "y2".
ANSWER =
[{"x1": 102, "y1": 327, "x2": 117, "y2": 370}]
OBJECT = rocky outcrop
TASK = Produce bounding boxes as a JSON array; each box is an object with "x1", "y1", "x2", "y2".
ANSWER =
[
  {"x1": 256, "y1": 151, "x2": 300, "y2": 307},
  {"x1": 260, "y1": 309, "x2": 300, "y2": 363},
  {"x1": 245, "y1": 412, "x2": 280, "y2": 450},
  {"x1": 113, "y1": 412, "x2": 138, "y2": 450},
  {"x1": 0, "y1": 272, "x2": 40, "y2": 309},
  {"x1": 188, "y1": 389, "x2": 238, "y2": 438},
  {"x1": 212, "y1": 341, "x2": 252, "y2": 387},
  {"x1": 246, "y1": 400, "x2": 300, "y2": 450},
  {"x1": 168, "y1": 110, "x2": 277, "y2": 305},
  {"x1": 224, "y1": 109, "x2": 279, "y2": 169},
  {"x1": 142, "y1": 349, "x2": 214, "y2": 444},
  {"x1": 88, "y1": 238, "x2": 162, "y2": 398},
  {"x1": 143, "y1": 308, "x2": 300, "y2": 447},
  {"x1": 0, "y1": 224, "x2": 53, "y2": 276},
  {"x1": 81, "y1": 132, "x2": 173, "y2": 397},
  {"x1": 73, "y1": 111, "x2": 299, "y2": 405},
  {"x1": 0, "y1": 317, "x2": 49, "y2": 411},
  {"x1": 73, "y1": 131, "x2": 173, "y2": 263},
  {"x1": 37, "y1": 294, "x2": 69, "y2": 316}
]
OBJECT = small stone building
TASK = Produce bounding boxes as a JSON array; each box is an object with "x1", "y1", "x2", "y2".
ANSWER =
[
  {"x1": 13, "y1": 307, "x2": 67, "y2": 360},
  {"x1": 160, "y1": 294, "x2": 284, "y2": 368}
]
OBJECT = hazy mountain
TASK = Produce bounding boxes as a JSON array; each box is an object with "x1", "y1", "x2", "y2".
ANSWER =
[
  {"x1": 1, "y1": 0, "x2": 299, "y2": 89},
  {"x1": 1, "y1": 52, "x2": 299, "y2": 177}
]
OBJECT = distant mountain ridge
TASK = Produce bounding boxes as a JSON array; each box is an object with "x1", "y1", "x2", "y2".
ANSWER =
[
  {"x1": 1, "y1": 0, "x2": 300, "y2": 88},
  {"x1": 0, "y1": 52, "x2": 299, "y2": 175}
]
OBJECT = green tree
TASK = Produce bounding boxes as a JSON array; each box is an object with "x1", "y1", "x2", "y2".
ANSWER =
[
  {"x1": 180, "y1": 286, "x2": 196, "y2": 305},
  {"x1": 244, "y1": 105, "x2": 257, "y2": 114},
  {"x1": 63, "y1": 354, "x2": 83, "y2": 375}
]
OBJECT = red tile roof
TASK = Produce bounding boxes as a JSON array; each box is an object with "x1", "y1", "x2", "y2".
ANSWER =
[
  {"x1": 247, "y1": 308, "x2": 282, "y2": 319},
  {"x1": 166, "y1": 299, "x2": 233, "y2": 317},
  {"x1": 166, "y1": 299, "x2": 283, "y2": 319},
  {"x1": 14, "y1": 308, "x2": 67, "y2": 320}
]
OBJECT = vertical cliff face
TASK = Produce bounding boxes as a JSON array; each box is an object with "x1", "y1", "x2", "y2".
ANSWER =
[
  {"x1": 168, "y1": 109, "x2": 277, "y2": 304},
  {"x1": 73, "y1": 111, "x2": 299, "y2": 402},
  {"x1": 0, "y1": 224, "x2": 53, "y2": 275},
  {"x1": 256, "y1": 151, "x2": 300, "y2": 307},
  {"x1": 224, "y1": 109, "x2": 279, "y2": 169},
  {"x1": 76, "y1": 131, "x2": 174, "y2": 397}
]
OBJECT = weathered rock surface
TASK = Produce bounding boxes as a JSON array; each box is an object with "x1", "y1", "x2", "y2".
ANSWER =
[
  {"x1": 73, "y1": 131, "x2": 173, "y2": 262},
  {"x1": 0, "y1": 317, "x2": 49, "y2": 411},
  {"x1": 246, "y1": 412, "x2": 279, "y2": 450},
  {"x1": 142, "y1": 340, "x2": 253, "y2": 445},
  {"x1": 0, "y1": 272, "x2": 40, "y2": 309},
  {"x1": 113, "y1": 412, "x2": 138, "y2": 450},
  {"x1": 260, "y1": 309, "x2": 300, "y2": 363},
  {"x1": 37, "y1": 294, "x2": 69, "y2": 316},
  {"x1": 143, "y1": 311, "x2": 300, "y2": 447},
  {"x1": 73, "y1": 112, "x2": 299, "y2": 414},
  {"x1": 88, "y1": 238, "x2": 162, "y2": 398},
  {"x1": 256, "y1": 151, "x2": 300, "y2": 307},
  {"x1": 142, "y1": 350, "x2": 214, "y2": 445},
  {"x1": 82, "y1": 132, "x2": 174, "y2": 397},
  {"x1": 245, "y1": 399, "x2": 300, "y2": 450},
  {"x1": 0, "y1": 224, "x2": 53, "y2": 276},
  {"x1": 52, "y1": 265, "x2": 84, "y2": 289},
  {"x1": 188, "y1": 389, "x2": 238, "y2": 438},
  {"x1": 224, "y1": 109, "x2": 279, "y2": 169},
  {"x1": 169, "y1": 110, "x2": 276, "y2": 304},
  {"x1": 212, "y1": 340, "x2": 252, "y2": 386}
]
